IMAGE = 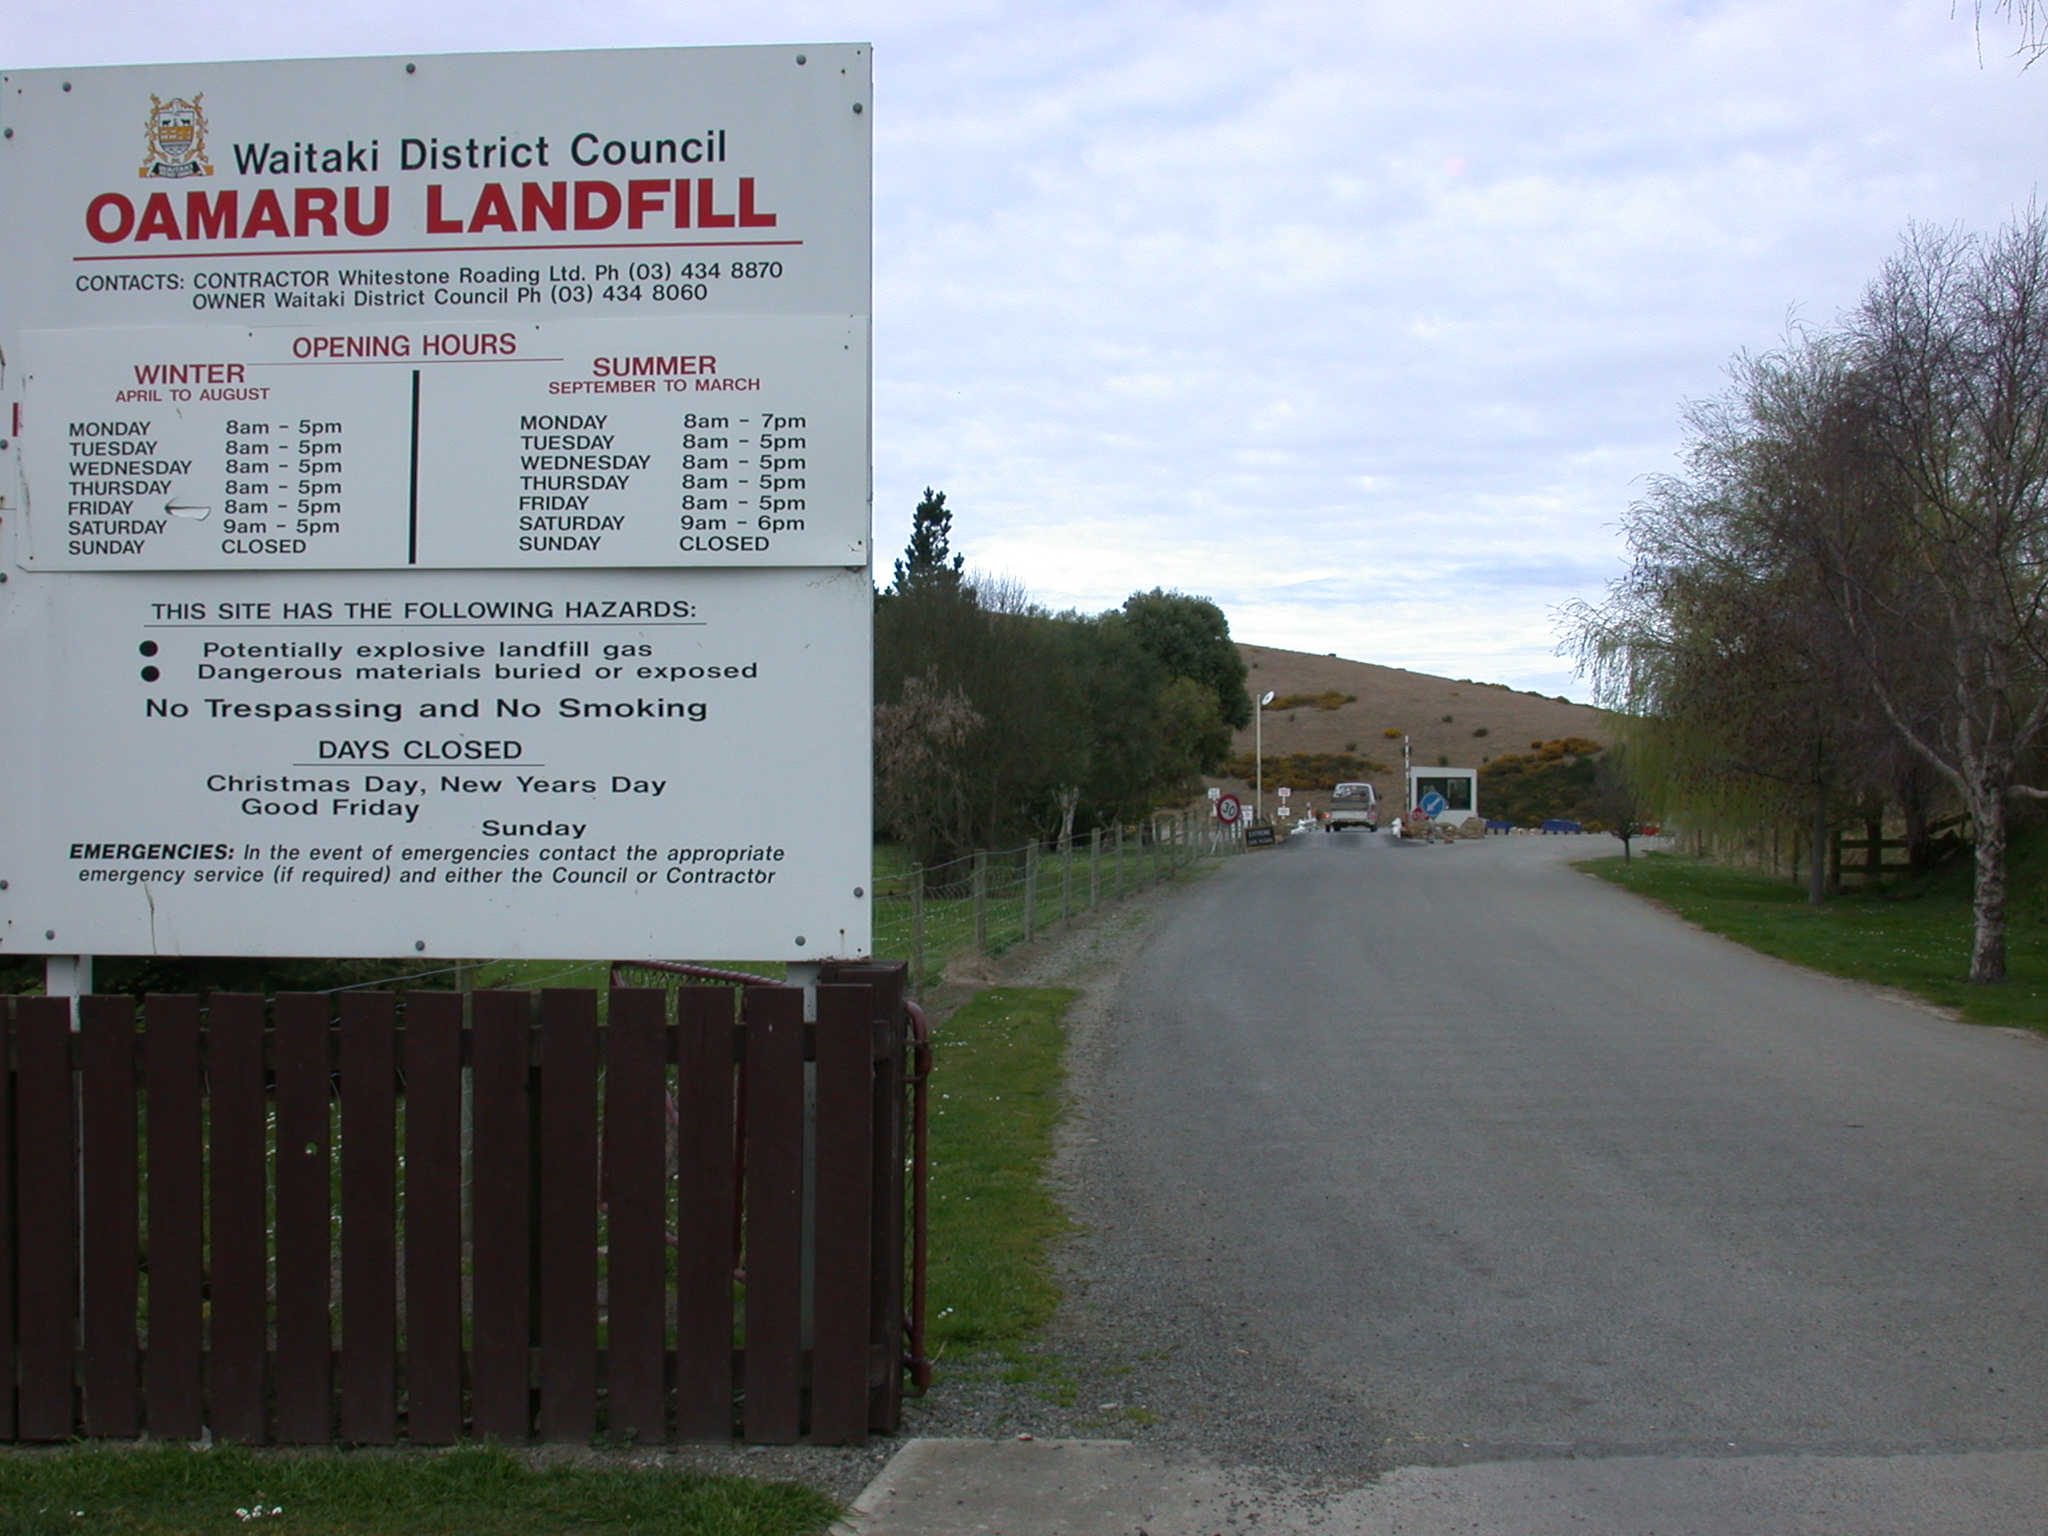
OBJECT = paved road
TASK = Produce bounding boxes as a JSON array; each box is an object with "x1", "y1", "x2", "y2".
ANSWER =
[{"x1": 1082, "y1": 831, "x2": 2048, "y2": 1529}]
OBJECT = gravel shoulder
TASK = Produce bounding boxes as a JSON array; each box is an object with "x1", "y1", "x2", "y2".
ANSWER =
[{"x1": 893, "y1": 852, "x2": 1375, "y2": 1487}]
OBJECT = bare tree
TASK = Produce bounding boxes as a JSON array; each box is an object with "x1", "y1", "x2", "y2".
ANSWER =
[
  {"x1": 874, "y1": 671, "x2": 983, "y2": 867},
  {"x1": 1588, "y1": 746, "x2": 1653, "y2": 860},
  {"x1": 1973, "y1": 0, "x2": 2048, "y2": 64},
  {"x1": 1574, "y1": 212, "x2": 2048, "y2": 979},
  {"x1": 1819, "y1": 218, "x2": 2048, "y2": 982}
]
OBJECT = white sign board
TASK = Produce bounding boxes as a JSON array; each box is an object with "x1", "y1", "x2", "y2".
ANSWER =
[{"x1": 0, "y1": 44, "x2": 874, "y2": 961}]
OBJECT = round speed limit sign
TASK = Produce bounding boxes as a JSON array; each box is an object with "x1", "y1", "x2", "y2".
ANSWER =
[{"x1": 1215, "y1": 793, "x2": 1243, "y2": 824}]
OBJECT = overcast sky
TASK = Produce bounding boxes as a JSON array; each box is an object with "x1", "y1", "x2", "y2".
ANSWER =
[{"x1": 12, "y1": 1, "x2": 2048, "y2": 695}]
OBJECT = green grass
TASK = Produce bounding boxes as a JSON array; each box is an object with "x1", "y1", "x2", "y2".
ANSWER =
[
  {"x1": 0, "y1": 1443, "x2": 839, "y2": 1536},
  {"x1": 925, "y1": 986, "x2": 1077, "y2": 1352},
  {"x1": 1586, "y1": 850, "x2": 2048, "y2": 1032}
]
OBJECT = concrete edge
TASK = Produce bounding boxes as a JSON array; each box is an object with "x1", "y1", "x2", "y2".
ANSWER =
[{"x1": 828, "y1": 1438, "x2": 1137, "y2": 1535}]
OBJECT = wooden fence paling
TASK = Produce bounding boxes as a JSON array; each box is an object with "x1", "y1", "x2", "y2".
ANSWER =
[
  {"x1": 741, "y1": 984, "x2": 805, "y2": 1443},
  {"x1": 611, "y1": 992, "x2": 670, "y2": 1436},
  {"x1": 811, "y1": 983, "x2": 876, "y2": 1443},
  {"x1": 673, "y1": 985, "x2": 738, "y2": 1441},
  {"x1": 145, "y1": 994, "x2": 206, "y2": 1441},
  {"x1": 820, "y1": 961, "x2": 909, "y2": 1434},
  {"x1": 209, "y1": 994, "x2": 271, "y2": 1444},
  {"x1": 79, "y1": 995, "x2": 138, "y2": 1439},
  {"x1": 16, "y1": 997, "x2": 78, "y2": 1440},
  {"x1": 1, "y1": 975, "x2": 912, "y2": 1449},
  {"x1": 538, "y1": 989, "x2": 600, "y2": 1443},
  {"x1": 470, "y1": 990, "x2": 533, "y2": 1442},
  {"x1": 604, "y1": 988, "x2": 670, "y2": 1444},
  {"x1": 340, "y1": 992, "x2": 399, "y2": 1445},
  {"x1": 0, "y1": 997, "x2": 15, "y2": 1442},
  {"x1": 274, "y1": 994, "x2": 334, "y2": 1443},
  {"x1": 401, "y1": 992, "x2": 465, "y2": 1445}
]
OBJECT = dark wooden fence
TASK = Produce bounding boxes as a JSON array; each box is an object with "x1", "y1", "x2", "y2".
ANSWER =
[{"x1": 0, "y1": 961, "x2": 915, "y2": 1446}]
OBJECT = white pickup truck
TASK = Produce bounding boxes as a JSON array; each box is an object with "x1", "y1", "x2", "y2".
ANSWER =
[{"x1": 1324, "y1": 781, "x2": 1380, "y2": 832}]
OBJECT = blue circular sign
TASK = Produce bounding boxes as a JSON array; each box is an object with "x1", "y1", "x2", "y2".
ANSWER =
[{"x1": 1420, "y1": 791, "x2": 1448, "y2": 815}]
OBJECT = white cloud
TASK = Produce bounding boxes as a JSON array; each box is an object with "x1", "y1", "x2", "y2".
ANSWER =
[{"x1": 11, "y1": 0, "x2": 2048, "y2": 695}]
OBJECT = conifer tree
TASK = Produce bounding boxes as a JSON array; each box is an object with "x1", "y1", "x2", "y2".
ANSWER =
[{"x1": 892, "y1": 487, "x2": 965, "y2": 591}]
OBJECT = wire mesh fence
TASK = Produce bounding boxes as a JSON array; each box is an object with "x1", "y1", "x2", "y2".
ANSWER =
[{"x1": 871, "y1": 809, "x2": 1248, "y2": 992}]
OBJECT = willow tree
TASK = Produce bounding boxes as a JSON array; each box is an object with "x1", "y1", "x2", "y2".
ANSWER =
[{"x1": 1569, "y1": 444, "x2": 1868, "y2": 905}]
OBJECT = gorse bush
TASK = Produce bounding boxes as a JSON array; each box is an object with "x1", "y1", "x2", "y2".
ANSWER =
[
  {"x1": 1479, "y1": 739, "x2": 1606, "y2": 826},
  {"x1": 1262, "y1": 691, "x2": 1355, "y2": 711}
]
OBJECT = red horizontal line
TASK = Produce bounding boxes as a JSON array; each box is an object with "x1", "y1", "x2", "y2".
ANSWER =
[
  {"x1": 250, "y1": 357, "x2": 567, "y2": 367},
  {"x1": 73, "y1": 238, "x2": 805, "y2": 263}
]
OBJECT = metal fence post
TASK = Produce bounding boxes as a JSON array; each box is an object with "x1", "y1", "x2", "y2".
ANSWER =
[
  {"x1": 972, "y1": 850, "x2": 988, "y2": 953},
  {"x1": 910, "y1": 866, "x2": 925, "y2": 989},
  {"x1": 1116, "y1": 825, "x2": 1125, "y2": 898},
  {"x1": 1090, "y1": 827, "x2": 1101, "y2": 908},
  {"x1": 1023, "y1": 843, "x2": 1038, "y2": 944},
  {"x1": 1060, "y1": 832, "x2": 1072, "y2": 924}
]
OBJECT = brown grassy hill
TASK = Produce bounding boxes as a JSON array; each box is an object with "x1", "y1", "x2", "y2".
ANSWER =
[{"x1": 1201, "y1": 643, "x2": 1606, "y2": 822}]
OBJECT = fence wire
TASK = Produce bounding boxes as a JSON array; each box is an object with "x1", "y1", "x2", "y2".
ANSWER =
[{"x1": 871, "y1": 813, "x2": 1247, "y2": 992}]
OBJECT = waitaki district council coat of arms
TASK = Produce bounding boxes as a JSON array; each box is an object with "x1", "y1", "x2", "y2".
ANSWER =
[{"x1": 140, "y1": 95, "x2": 212, "y2": 178}]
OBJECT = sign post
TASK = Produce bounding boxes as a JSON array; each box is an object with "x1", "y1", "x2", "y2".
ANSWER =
[{"x1": 0, "y1": 44, "x2": 874, "y2": 963}]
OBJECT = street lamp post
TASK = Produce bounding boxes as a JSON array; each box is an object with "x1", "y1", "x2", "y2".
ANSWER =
[{"x1": 1255, "y1": 689, "x2": 1276, "y2": 821}]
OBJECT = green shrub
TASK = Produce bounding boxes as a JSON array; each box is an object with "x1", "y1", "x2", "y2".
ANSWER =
[{"x1": 1479, "y1": 740, "x2": 1605, "y2": 825}]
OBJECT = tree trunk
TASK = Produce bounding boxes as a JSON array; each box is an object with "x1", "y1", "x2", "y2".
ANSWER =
[
  {"x1": 1969, "y1": 789, "x2": 2009, "y2": 984},
  {"x1": 1808, "y1": 793, "x2": 1830, "y2": 907},
  {"x1": 1900, "y1": 771, "x2": 1933, "y2": 877}
]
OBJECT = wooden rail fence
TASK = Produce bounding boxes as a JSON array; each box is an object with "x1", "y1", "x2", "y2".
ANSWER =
[{"x1": 0, "y1": 963, "x2": 913, "y2": 1446}]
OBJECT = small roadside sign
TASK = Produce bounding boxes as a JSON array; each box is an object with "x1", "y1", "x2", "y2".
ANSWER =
[
  {"x1": 1215, "y1": 793, "x2": 1242, "y2": 824},
  {"x1": 1277, "y1": 786, "x2": 1292, "y2": 800},
  {"x1": 1244, "y1": 824, "x2": 1276, "y2": 847},
  {"x1": 1420, "y1": 791, "x2": 1449, "y2": 816}
]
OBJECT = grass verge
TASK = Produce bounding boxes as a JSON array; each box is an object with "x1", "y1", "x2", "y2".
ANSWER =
[
  {"x1": 925, "y1": 986, "x2": 1077, "y2": 1355},
  {"x1": 0, "y1": 1443, "x2": 839, "y2": 1535},
  {"x1": 1585, "y1": 850, "x2": 2048, "y2": 1033}
]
